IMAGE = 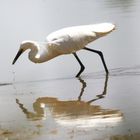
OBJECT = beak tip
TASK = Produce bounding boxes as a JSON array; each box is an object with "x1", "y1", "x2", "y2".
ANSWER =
[
  {"x1": 12, "y1": 49, "x2": 23, "y2": 65},
  {"x1": 12, "y1": 59, "x2": 16, "y2": 65}
]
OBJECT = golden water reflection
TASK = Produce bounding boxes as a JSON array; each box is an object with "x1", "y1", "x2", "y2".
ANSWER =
[
  {"x1": 110, "y1": 132, "x2": 140, "y2": 140},
  {"x1": 16, "y1": 75, "x2": 123, "y2": 125}
]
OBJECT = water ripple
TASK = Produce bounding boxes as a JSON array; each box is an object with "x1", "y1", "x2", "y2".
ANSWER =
[{"x1": 84, "y1": 65, "x2": 140, "y2": 79}]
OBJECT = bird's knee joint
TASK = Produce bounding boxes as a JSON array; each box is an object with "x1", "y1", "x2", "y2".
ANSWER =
[
  {"x1": 82, "y1": 65, "x2": 85, "y2": 70},
  {"x1": 98, "y1": 51, "x2": 103, "y2": 56}
]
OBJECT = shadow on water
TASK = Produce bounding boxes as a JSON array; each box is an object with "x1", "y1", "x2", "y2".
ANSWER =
[{"x1": 16, "y1": 74, "x2": 123, "y2": 127}]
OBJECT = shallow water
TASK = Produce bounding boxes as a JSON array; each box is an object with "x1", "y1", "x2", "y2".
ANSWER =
[
  {"x1": 1, "y1": 0, "x2": 140, "y2": 140},
  {"x1": 1, "y1": 67, "x2": 140, "y2": 140}
]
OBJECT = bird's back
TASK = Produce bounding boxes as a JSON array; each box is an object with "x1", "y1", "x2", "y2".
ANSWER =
[
  {"x1": 46, "y1": 23, "x2": 115, "y2": 54},
  {"x1": 47, "y1": 23, "x2": 115, "y2": 42}
]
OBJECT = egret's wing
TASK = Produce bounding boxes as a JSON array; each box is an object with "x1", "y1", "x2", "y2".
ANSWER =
[
  {"x1": 46, "y1": 26, "x2": 96, "y2": 46},
  {"x1": 46, "y1": 23, "x2": 115, "y2": 45},
  {"x1": 46, "y1": 29, "x2": 69, "y2": 42},
  {"x1": 88, "y1": 23, "x2": 115, "y2": 33}
]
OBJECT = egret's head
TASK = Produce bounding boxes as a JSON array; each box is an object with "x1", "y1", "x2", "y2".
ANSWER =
[{"x1": 12, "y1": 41, "x2": 37, "y2": 64}]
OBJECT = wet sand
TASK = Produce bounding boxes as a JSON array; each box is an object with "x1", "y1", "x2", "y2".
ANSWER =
[{"x1": 1, "y1": 66, "x2": 140, "y2": 140}]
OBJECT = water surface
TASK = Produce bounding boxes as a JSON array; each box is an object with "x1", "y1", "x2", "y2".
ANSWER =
[{"x1": 0, "y1": 0, "x2": 140, "y2": 140}]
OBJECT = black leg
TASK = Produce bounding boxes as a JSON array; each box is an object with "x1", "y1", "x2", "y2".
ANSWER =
[
  {"x1": 83, "y1": 47, "x2": 109, "y2": 74},
  {"x1": 73, "y1": 53, "x2": 85, "y2": 77}
]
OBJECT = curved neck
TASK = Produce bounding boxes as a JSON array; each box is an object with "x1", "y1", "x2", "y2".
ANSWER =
[
  {"x1": 28, "y1": 42, "x2": 59, "y2": 63},
  {"x1": 28, "y1": 43, "x2": 40, "y2": 63}
]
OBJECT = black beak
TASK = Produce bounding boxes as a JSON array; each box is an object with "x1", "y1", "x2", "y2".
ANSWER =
[{"x1": 12, "y1": 49, "x2": 23, "y2": 65}]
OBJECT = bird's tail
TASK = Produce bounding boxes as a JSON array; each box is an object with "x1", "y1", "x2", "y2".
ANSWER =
[{"x1": 92, "y1": 23, "x2": 116, "y2": 34}]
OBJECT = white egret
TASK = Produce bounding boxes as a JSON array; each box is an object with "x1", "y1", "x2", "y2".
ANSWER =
[{"x1": 12, "y1": 23, "x2": 115, "y2": 77}]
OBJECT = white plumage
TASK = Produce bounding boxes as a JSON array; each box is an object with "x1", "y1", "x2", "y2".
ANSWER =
[
  {"x1": 47, "y1": 23, "x2": 115, "y2": 53},
  {"x1": 12, "y1": 23, "x2": 115, "y2": 77}
]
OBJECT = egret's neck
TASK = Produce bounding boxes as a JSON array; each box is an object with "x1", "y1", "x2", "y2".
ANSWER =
[
  {"x1": 28, "y1": 43, "x2": 40, "y2": 63},
  {"x1": 28, "y1": 42, "x2": 59, "y2": 63}
]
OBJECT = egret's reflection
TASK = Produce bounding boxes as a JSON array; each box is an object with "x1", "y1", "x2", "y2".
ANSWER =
[
  {"x1": 77, "y1": 77, "x2": 87, "y2": 101},
  {"x1": 110, "y1": 132, "x2": 140, "y2": 140},
  {"x1": 16, "y1": 74, "x2": 123, "y2": 124},
  {"x1": 78, "y1": 74, "x2": 108, "y2": 102}
]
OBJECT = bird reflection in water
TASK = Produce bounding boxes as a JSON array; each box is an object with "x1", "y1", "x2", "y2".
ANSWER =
[{"x1": 16, "y1": 74, "x2": 123, "y2": 126}]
